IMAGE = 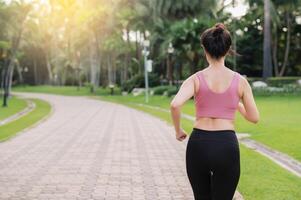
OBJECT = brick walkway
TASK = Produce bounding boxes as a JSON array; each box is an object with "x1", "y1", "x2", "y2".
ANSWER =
[{"x1": 0, "y1": 93, "x2": 194, "y2": 200}]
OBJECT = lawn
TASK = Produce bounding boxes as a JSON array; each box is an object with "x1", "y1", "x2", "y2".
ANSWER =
[
  {"x1": 13, "y1": 85, "x2": 121, "y2": 96},
  {"x1": 0, "y1": 96, "x2": 28, "y2": 121},
  {"x1": 0, "y1": 99, "x2": 52, "y2": 142}
]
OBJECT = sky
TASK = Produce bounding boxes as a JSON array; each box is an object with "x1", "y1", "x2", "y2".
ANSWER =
[
  {"x1": 223, "y1": 0, "x2": 249, "y2": 18},
  {"x1": 3, "y1": 0, "x2": 249, "y2": 18}
]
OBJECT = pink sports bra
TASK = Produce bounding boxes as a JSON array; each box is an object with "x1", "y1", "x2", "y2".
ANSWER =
[{"x1": 194, "y1": 70, "x2": 240, "y2": 120}]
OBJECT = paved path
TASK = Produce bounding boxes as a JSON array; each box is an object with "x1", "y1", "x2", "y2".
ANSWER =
[{"x1": 0, "y1": 93, "x2": 195, "y2": 200}]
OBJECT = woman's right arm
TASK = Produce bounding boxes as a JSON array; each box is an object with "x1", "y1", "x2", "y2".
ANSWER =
[{"x1": 239, "y1": 77, "x2": 260, "y2": 123}]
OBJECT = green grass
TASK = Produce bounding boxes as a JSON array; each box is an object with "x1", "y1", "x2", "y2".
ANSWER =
[
  {"x1": 236, "y1": 96, "x2": 301, "y2": 161},
  {"x1": 97, "y1": 99, "x2": 301, "y2": 200},
  {"x1": 0, "y1": 99, "x2": 51, "y2": 142},
  {"x1": 0, "y1": 96, "x2": 28, "y2": 121},
  {"x1": 238, "y1": 145, "x2": 301, "y2": 200},
  {"x1": 13, "y1": 85, "x2": 121, "y2": 96}
]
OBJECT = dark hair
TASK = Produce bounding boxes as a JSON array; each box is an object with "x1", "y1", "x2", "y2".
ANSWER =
[{"x1": 200, "y1": 23, "x2": 236, "y2": 59}]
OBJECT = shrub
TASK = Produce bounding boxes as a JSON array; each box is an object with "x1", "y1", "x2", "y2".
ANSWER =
[
  {"x1": 167, "y1": 86, "x2": 179, "y2": 97},
  {"x1": 248, "y1": 77, "x2": 300, "y2": 87},
  {"x1": 252, "y1": 84, "x2": 301, "y2": 96},
  {"x1": 122, "y1": 73, "x2": 160, "y2": 92},
  {"x1": 152, "y1": 85, "x2": 174, "y2": 95}
]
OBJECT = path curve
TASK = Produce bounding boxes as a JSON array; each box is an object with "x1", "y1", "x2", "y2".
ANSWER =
[
  {"x1": 0, "y1": 93, "x2": 196, "y2": 200},
  {"x1": 0, "y1": 98, "x2": 36, "y2": 126}
]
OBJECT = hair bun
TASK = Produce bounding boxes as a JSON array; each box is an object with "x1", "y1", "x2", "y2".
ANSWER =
[{"x1": 213, "y1": 23, "x2": 225, "y2": 36}]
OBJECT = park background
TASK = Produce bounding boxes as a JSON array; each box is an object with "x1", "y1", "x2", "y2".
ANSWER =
[{"x1": 1, "y1": 0, "x2": 301, "y2": 199}]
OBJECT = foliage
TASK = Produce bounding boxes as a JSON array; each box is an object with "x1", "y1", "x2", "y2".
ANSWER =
[
  {"x1": 151, "y1": 85, "x2": 173, "y2": 95},
  {"x1": 249, "y1": 76, "x2": 301, "y2": 86},
  {"x1": 166, "y1": 86, "x2": 178, "y2": 97},
  {"x1": 122, "y1": 73, "x2": 160, "y2": 92},
  {"x1": 0, "y1": 0, "x2": 301, "y2": 95},
  {"x1": 252, "y1": 84, "x2": 301, "y2": 96}
]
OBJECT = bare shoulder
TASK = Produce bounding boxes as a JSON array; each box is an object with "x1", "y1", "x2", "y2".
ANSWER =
[
  {"x1": 236, "y1": 72, "x2": 249, "y2": 98},
  {"x1": 237, "y1": 73, "x2": 250, "y2": 87},
  {"x1": 182, "y1": 73, "x2": 197, "y2": 84},
  {"x1": 186, "y1": 71, "x2": 201, "y2": 94}
]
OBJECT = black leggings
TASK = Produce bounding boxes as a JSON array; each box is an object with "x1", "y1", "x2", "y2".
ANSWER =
[{"x1": 186, "y1": 128, "x2": 240, "y2": 200}]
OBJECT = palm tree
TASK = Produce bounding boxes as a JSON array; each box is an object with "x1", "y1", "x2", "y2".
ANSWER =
[{"x1": 263, "y1": 0, "x2": 273, "y2": 79}]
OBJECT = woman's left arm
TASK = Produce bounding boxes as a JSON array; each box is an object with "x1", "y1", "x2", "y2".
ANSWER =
[{"x1": 170, "y1": 75, "x2": 196, "y2": 141}]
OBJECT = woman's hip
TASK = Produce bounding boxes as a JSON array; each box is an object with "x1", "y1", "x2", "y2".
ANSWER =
[
  {"x1": 186, "y1": 128, "x2": 240, "y2": 164},
  {"x1": 188, "y1": 128, "x2": 239, "y2": 146}
]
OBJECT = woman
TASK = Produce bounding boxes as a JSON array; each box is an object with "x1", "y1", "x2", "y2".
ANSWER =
[{"x1": 170, "y1": 23, "x2": 260, "y2": 200}]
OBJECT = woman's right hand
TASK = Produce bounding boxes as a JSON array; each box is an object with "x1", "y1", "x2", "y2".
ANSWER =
[
  {"x1": 176, "y1": 128, "x2": 187, "y2": 141},
  {"x1": 237, "y1": 102, "x2": 246, "y2": 117}
]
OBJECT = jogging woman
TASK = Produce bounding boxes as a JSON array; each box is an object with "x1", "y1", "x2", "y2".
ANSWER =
[{"x1": 170, "y1": 23, "x2": 260, "y2": 200}]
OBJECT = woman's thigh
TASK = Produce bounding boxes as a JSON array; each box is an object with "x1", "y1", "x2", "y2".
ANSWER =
[
  {"x1": 186, "y1": 128, "x2": 241, "y2": 200},
  {"x1": 211, "y1": 142, "x2": 240, "y2": 200},
  {"x1": 186, "y1": 136, "x2": 213, "y2": 200}
]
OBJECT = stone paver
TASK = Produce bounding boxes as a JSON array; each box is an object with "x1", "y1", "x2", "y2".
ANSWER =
[{"x1": 0, "y1": 93, "x2": 195, "y2": 200}]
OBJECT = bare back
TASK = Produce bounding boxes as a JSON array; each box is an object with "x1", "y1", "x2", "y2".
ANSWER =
[{"x1": 193, "y1": 67, "x2": 244, "y2": 131}]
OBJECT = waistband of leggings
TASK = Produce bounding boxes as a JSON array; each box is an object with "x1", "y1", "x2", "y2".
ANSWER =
[{"x1": 192, "y1": 127, "x2": 236, "y2": 134}]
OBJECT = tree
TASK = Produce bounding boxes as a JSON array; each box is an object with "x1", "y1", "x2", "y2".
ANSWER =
[
  {"x1": 0, "y1": 1, "x2": 31, "y2": 106},
  {"x1": 263, "y1": 0, "x2": 273, "y2": 79}
]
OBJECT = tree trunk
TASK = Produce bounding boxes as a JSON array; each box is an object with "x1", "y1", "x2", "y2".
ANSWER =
[
  {"x1": 135, "y1": 31, "x2": 141, "y2": 73},
  {"x1": 45, "y1": 53, "x2": 53, "y2": 84},
  {"x1": 7, "y1": 56, "x2": 15, "y2": 96},
  {"x1": 263, "y1": 0, "x2": 273, "y2": 79},
  {"x1": 166, "y1": 54, "x2": 173, "y2": 85},
  {"x1": 272, "y1": 27, "x2": 279, "y2": 76},
  {"x1": 113, "y1": 53, "x2": 116, "y2": 84},
  {"x1": 15, "y1": 60, "x2": 23, "y2": 84},
  {"x1": 107, "y1": 54, "x2": 112, "y2": 85},
  {"x1": 179, "y1": 61, "x2": 183, "y2": 80},
  {"x1": 125, "y1": 28, "x2": 131, "y2": 81},
  {"x1": 192, "y1": 52, "x2": 199, "y2": 73},
  {"x1": 279, "y1": 11, "x2": 291, "y2": 76},
  {"x1": 0, "y1": 69, "x2": 4, "y2": 91},
  {"x1": 89, "y1": 34, "x2": 97, "y2": 93},
  {"x1": 33, "y1": 58, "x2": 38, "y2": 85},
  {"x1": 94, "y1": 30, "x2": 101, "y2": 88},
  {"x1": 2, "y1": 59, "x2": 9, "y2": 107}
]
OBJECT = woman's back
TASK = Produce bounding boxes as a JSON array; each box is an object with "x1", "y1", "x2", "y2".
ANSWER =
[
  {"x1": 193, "y1": 67, "x2": 243, "y2": 131},
  {"x1": 170, "y1": 22, "x2": 259, "y2": 140}
]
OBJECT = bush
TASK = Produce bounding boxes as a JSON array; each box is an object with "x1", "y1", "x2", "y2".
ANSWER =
[
  {"x1": 122, "y1": 73, "x2": 160, "y2": 92},
  {"x1": 248, "y1": 77, "x2": 300, "y2": 87},
  {"x1": 152, "y1": 85, "x2": 174, "y2": 95},
  {"x1": 64, "y1": 75, "x2": 78, "y2": 86},
  {"x1": 252, "y1": 84, "x2": 301, "y2": 96},
  {"x1": 167, "y1": 86, "x2": 179, "y2": 97}
]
